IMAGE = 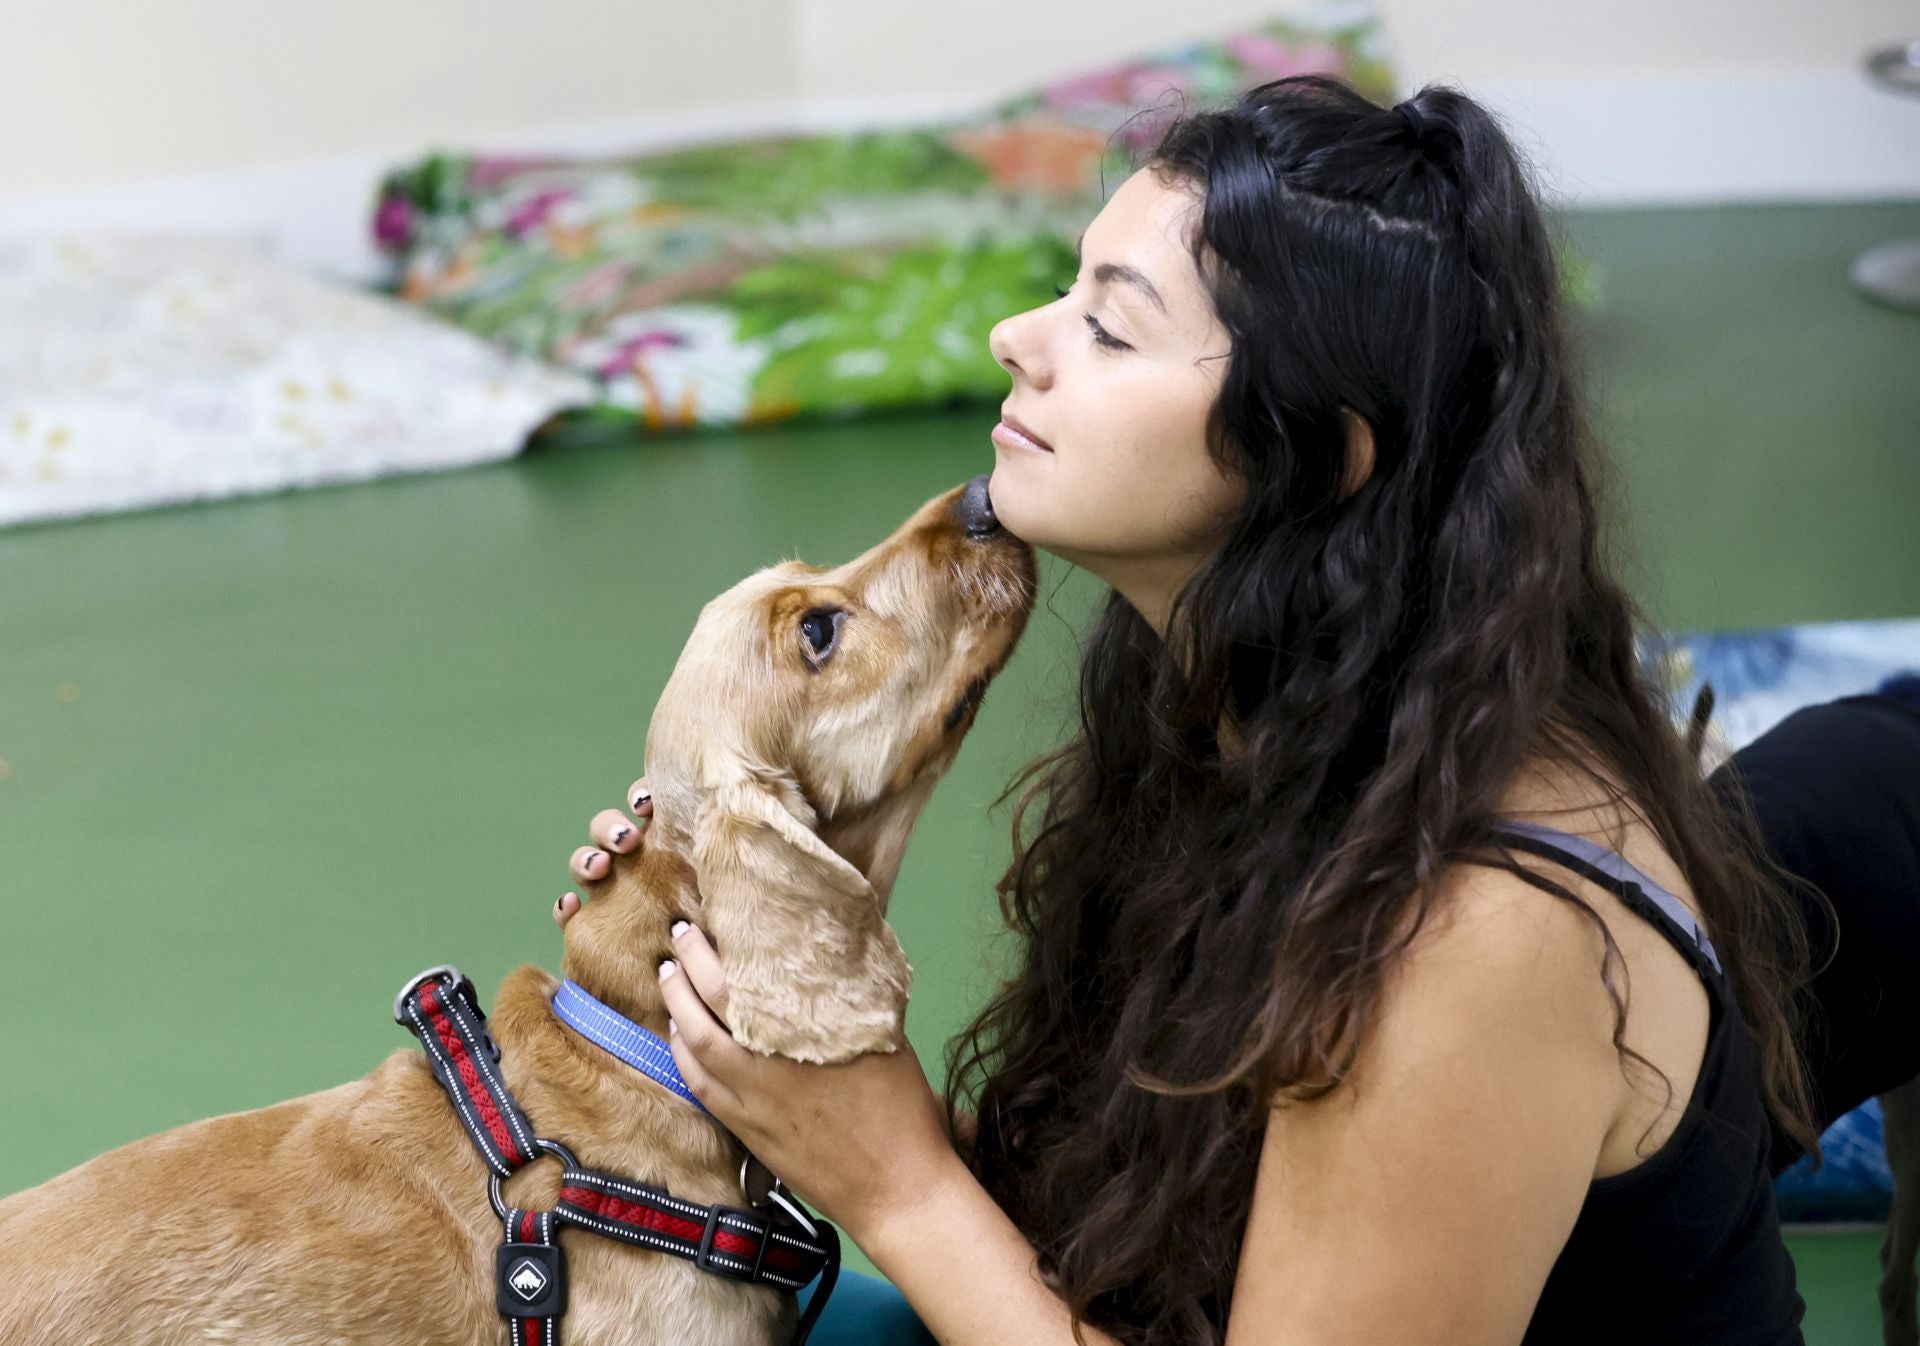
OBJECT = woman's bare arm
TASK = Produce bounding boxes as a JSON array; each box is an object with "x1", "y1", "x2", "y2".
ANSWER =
[{"x1": 1224, "y1": 862, "x2": 1622, "y2": 1345}]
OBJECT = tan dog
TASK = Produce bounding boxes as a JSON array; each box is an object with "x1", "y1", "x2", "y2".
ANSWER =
[{"x1": 0, "y1": 476, "x2": 1035, "y2": 1346}]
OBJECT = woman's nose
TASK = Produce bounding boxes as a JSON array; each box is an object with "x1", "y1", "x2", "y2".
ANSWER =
[{"x1": 989, "y1": 310, "x2": 1050, "y2": 389}]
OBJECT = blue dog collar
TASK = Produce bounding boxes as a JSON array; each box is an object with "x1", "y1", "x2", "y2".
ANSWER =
[{"x1": 551, "y1": 978, "x2": 706, "y2": 1111}]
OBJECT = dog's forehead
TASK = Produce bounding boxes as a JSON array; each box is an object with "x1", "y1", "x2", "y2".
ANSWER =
[
  {"x1": 679, "y1": 566, "x2": 762, "y2": 619},
  {"x1": 713, "y1": 561, "x2": 832, "y2": 626},
  {"x1": 648, "y1": 563, "x2": 837, "y2": 788},
  {"x1": 670, "y1": 563, "x2": 828, "y2": 679},
  {"x1": 716, "y1": 553, "x2": 925, "y2": 619}
]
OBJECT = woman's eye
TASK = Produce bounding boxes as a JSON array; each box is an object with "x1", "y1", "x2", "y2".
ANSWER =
[
  {"x1": 1052, "y1": 282, "x2": 1127, "y2": 351},
  {"x1": 801, "y1": 609, "x2": 842, "y2": 661},
  {"x1": 1082, "y1": 313, "x2": 1129, "y2": 351}
]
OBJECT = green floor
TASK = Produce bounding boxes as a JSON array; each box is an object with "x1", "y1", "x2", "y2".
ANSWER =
[{"x1": 2, "y1": 198, "x2": 1917, "y2": 1338}]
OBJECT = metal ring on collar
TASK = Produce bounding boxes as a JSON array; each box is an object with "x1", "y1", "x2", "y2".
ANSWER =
[
  {"x1": 738, "y1": 1154, "x2": 789, "y2": 1207},
  {"x1": 489, "y1": 1137, "x2": 581, "y2": 1221},
  {"x1": 739, "y1": 1154, "x2": 817, "y2": 1238},
  {"x1": 393, "y1": 963, "x2": 464, "y2": 1024},
  {"x1": 764, "y1": 1186, "x2": 818, "y2": 1238}
]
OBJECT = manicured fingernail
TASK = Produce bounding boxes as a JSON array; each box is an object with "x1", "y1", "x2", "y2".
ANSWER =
[
  {"x1": 658, "y1": 959, "x2": 678, "y2": 980},
  {"x1": 555, "y1": 896, "x2": 565, "y2": 911},
  {"x1": 670, "y1": 920, "x2": 690, "y2": 940},
  {"x1": 633, "y1": 791, "x2": 651, "y2": 810},
  {"x1": 611, "y1": 824, "x2": 631, "y2": 845},
  {"x1": 668, "y1": 1018, "x2": 678, "y2": 1036}
]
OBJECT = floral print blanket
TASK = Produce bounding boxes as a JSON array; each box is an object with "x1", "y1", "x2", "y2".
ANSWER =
[{"x1": 370, "y1": 9, "x2": 1409, "y2": 437}]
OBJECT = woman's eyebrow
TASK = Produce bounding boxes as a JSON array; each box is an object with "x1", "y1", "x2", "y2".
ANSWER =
[{"x1": 1074, "y1": 232, "x2": 1168, "y2": 316}]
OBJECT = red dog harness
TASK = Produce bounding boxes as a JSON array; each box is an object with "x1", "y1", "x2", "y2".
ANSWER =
[{"x1": 394, "y1": 965, "x2": 841, "y2": 1346}]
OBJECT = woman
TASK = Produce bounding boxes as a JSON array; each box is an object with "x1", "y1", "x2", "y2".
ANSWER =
[{"x1": 558, "y1": 75, "x2": 1820, "y2": 1344}]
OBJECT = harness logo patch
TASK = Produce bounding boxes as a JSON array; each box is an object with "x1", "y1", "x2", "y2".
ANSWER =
[{"x1": 508, "y1": 1258, "x2": 550, "y2": 1301}]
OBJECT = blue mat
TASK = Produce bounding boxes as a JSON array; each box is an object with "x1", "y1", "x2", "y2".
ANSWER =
[{"x1": 797, "y1": 1269, "x2": 934, "y2": 1344}]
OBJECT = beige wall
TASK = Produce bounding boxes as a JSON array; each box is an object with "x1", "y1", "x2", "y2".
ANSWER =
[{"x1": 0, "y1": 0, "x2": 796, "y2": 193}]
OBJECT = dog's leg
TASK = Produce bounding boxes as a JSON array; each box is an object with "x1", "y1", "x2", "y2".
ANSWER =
[{"x1": 1881, "y1": 1074, "x2": 1920, "y2": 1346}]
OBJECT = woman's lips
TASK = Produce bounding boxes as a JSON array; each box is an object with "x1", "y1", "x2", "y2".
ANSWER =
[{"x1": 992, "y1": 418, "x2": 1054, "y2": 454}]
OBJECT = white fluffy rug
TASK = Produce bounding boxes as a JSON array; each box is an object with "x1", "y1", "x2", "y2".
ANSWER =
[{"x1": 0, "y1": 234, "x2": 594, "y2": 528}]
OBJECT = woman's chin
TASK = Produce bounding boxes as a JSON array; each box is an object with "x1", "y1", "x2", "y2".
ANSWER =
[
  {"x1": 983, "y1": 483, "x2": 1059, "y2": 556},
  {"x1": 985, "y1": 465, "x2": 1042, "y2": 545},
  {"x1": 981, "y1": 481, "x2": 1100, "y2": 575}
]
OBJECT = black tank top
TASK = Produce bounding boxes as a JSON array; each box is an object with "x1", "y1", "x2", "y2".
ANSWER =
[{"x1": 1489, "y1": 821, "x2": 1806, "y2": 1345}]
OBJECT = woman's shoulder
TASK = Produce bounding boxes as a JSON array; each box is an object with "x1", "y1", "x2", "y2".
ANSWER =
[
  {"x1": 1374, "y1": 767, "x2": 1682, "y2": 1078},
  {"x1": 1394, "y1": 850, "x2": 1626, "y2": 1047},
  {"x1": 1266, "y1": 843, "x2": 1627, "y2": 1204},
  {"x1": 1485, "y1": 753, "x2": 1704, "y2": 925}
]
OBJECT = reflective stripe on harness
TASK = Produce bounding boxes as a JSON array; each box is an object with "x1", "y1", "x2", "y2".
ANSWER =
[{"x1": 394, "y1": 964, "x2": 842, "y2": 1346}]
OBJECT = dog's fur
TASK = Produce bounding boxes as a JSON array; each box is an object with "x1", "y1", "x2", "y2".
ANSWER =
[{"x1": 0, "y1": 480, "x2": 1036, "y2": 1345}]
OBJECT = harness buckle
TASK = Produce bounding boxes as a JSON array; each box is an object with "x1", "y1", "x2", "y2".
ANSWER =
[
  {"x1": 393, "y1": 964, "x2": 499, "y2": 1060},
  {"x1": 393, "y1": 964, "x2": 466, "y2": 1024},
  {"x1": 696, "y1": 1204, "x2": 772, "y2": 1283}
]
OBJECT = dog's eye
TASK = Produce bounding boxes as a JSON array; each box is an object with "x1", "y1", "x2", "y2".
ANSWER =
[{"x1": 800, "y1": 609, "x2": 843, "y2": 663}]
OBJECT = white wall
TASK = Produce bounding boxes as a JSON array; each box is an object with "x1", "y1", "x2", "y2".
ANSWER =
[
  {"x1": 794, "y1": 0, "x2": 1920, "y2": 208},
  {"x1": 0, "y1": 0, "x2": 1914, "y2": 281},
  {"x1": 793, "y1": 0, "x2": 1918, "y2": 98},
  {"x1": 0, "y1": 0, "x2": 796, "y2": 193}
]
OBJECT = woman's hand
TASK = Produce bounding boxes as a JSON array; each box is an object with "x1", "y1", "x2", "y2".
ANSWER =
[
  {"x1": 554, "y1": 778, "x2": 652, "y2": 925},
  {"x1": 657, "y1": 922, "x2": 961, "y2": 1243},
  {"x1": 552, "y1": 783, "x2": 964, "y2": 1239},
  {"x1": 548, "y1": 792, "x2": 1112, "y2": 1343}
]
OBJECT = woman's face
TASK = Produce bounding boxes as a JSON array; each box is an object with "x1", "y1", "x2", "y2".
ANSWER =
[{"x1": 986, "y1": 167, "x2": 1244, "y2": 634}]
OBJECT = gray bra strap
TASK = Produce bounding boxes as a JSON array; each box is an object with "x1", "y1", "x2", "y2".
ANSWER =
[{"x1": 1492, "y1": 820, "x2": 1723, "y2": 977}]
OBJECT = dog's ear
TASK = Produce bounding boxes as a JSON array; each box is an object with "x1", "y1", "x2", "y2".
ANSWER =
[{"x1": 690, "y1": 770, "x2": 911, "y2": 1063}]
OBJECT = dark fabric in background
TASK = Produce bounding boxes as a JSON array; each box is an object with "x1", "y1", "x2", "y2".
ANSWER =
[{"x1": 1712, "y1": 691, "x2": 1920, "y2": 1175}]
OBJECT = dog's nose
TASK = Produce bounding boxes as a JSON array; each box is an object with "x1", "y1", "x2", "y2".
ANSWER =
[{"x1": 956, "y1": 474, "x2": 1001, "y2": 539}]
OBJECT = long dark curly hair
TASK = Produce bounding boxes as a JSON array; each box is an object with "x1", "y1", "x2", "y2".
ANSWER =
[{"x1": 943, "y1": 75, "x2": 1822, "y2": 1344}]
